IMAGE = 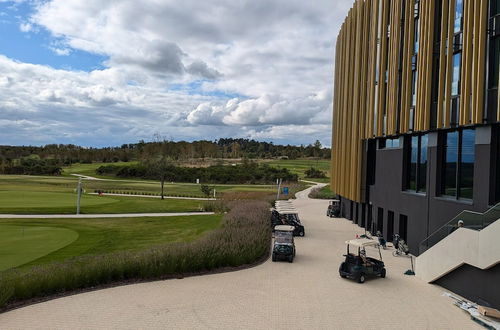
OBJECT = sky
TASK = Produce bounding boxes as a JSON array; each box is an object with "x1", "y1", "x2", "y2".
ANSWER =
[{"x1": 0, "y1": 0, "x2": 352, "y2": 147}]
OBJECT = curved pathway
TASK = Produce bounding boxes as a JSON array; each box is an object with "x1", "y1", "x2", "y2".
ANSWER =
[{"x1": 1, "y1": 185, "x2": 480, "y2": 329}]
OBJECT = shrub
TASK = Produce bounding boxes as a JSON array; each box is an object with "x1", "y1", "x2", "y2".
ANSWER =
[
  {"x1": 0, "y1": 201, "x2": 270, "y2": 309},
  {"x1": 304, "y1": 167, "x2": 327, "y2": 178},
  {"x1": 308, "y1": 185, "x2": 336, "y2": 199}
]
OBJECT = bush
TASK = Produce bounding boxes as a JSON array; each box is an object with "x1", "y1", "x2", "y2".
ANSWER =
[
  {"x1": 308, "y1": 185, "x2": 336, "y2": 199},
  {"x1": 304, "y1": 167, "x2": 327, "y2": 179},
  {"x1": 0, "y1": 201, "x2": 271, "y2": 309},
  {"x1": 95, "y1": 162, "x2": 299, "y2": 184}
]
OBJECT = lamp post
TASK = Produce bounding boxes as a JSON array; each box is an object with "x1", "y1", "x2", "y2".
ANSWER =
[
  {"x1": 76, "y1": 178, "x2": 82, "y2": 215},
  {"x1": 276, "y1": 178, "x2": 282, "y2": 200}
]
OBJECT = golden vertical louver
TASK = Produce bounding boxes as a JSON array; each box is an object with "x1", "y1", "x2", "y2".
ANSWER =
[{"x1": 331, "y1": 0, "x2": 494, "y2": 203}]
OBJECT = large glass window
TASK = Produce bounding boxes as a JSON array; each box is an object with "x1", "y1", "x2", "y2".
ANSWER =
[
  {"x1": 409, "y1": 136, "x2": 418, "y2": 190},
  {"x1": 460, "y1": 130, "x2": 475, "y2": 199},
  {"x1": 443, "y1": 131, "x2": 459, "y2": 196},
  {"x1": 406, "y1": 134, "x2": 428, "y2": 192},
  {"x1": 441, "y1": 129, "x2": 475, "y2": 199},
  {"x1": 419, "y1": 135, "x2": 428, "y2": 192},
  {"x1": 451, "y1": 53, "x2": 461, "y2": 96},
  {"x1": 454, "y1": 0, "x2": 463, "y2": 33}
]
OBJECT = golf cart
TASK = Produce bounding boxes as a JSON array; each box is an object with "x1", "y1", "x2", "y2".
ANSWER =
[
  {"x1": 327, "y1": 199, "x2": 340, "y2": 217},
  {"x1": 274, "y1": 209, "x2": 305, "y2": 237},
  {"x1": 272, "y1": 225, "x2": 296, "y2": 263},
  {"x1": 271, "y1": 201, "x2": 305, "y2": 237},
  {"x1": 339, "y1": 238, "x2": 386, "y2": 283}
]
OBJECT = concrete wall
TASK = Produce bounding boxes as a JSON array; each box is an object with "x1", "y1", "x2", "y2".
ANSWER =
[
  {"x1": 415, "y1": 219, "x2": 500, "y2": 283},
  {"x1": 433, "y1": 263, "x2": 500, "y2": 309}
]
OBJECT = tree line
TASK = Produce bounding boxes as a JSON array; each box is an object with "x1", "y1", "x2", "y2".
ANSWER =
[
  {"x1": 0, "y1": 138, "x2": 330, "y2": 167},
  {"x1": 96, "y1": 161, "x2": 298, "y2": 185}
]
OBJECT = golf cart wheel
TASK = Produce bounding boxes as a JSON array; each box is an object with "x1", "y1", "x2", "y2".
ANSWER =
[
  {"x1": 272, "y1": 253, "x2": 276, "y2": 262},
  {"x1": 357, "y1": 273, "x2": 365, "y2": 283},
  {"x1": 299, "y1": 231, "x2": 305, "y2": 237},
  {"x1": 340, "y1": 273, "x2": 347, "y2": 278},
  {"x1": 288, "y1": 256, "x2": 293, "y2": 263},
  {"x1": 392, "y1": 250, "x2": 399, "y2": 257},
  {"x1": 380, "y1": 268, "x2": 386, "y2": 278}
]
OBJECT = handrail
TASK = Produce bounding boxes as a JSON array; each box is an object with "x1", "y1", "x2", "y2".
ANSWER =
[{"x1": 419, "y1": 202, "x2": 500, "y2": 254}]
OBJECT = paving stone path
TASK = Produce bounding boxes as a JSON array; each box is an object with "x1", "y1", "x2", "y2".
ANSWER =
[{"x1": 1, "y1": 184, "x2": 480, "y2": 329}]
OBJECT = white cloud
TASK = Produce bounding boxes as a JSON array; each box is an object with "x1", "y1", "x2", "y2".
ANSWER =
[
  {"x1": 19, "y1": 22, "x2": 32, "y2": 32},
  {"x1": 0, "y1": 0, "x2": 353, "y2": 146}
]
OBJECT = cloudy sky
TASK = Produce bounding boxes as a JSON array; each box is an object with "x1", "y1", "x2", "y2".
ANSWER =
[{"x1": 0, "y1": 0, "x2": 352, "y2": 147}]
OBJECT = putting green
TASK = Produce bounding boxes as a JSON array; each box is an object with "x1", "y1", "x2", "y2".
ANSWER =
[{"x1": 0, "y1": 225, "x2": 78, "y2": 271}]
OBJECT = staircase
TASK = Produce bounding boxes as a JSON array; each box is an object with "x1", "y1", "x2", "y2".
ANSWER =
[{"x1": 416, "y1": 203, "x2": 500, "y2": 283}]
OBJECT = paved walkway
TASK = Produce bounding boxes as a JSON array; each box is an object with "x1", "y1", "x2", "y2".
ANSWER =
[
  {"x1": 0, "y1": 212, "x2": 214, "y2": 219},
  {"x1": 1, "y1": 185, "x2": 480, "y2": 329}
]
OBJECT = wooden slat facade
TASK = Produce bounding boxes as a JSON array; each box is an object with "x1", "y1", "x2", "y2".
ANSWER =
[{"x1": 331, "y1": 0, "x2": 497, "y2": 203}]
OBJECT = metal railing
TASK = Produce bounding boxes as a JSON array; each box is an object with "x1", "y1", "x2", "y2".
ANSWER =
[{"x1": 419, "y1": 202, "x2": 500, "y2": 254}]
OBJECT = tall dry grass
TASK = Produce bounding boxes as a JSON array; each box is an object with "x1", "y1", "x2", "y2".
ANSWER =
[{"x1": 0, "y1": 200, "x2": 271, "y2": 309}]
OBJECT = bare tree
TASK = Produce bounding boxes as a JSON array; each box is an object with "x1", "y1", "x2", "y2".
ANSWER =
[{"x1": 146, "y1": 156, "x2": 172, "y2": 200}]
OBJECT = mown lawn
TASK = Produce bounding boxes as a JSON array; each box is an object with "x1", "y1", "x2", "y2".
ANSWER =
[
  {"x1": 0, "y1": 174, "x2": 276, "y2": 197},
  {"x1": 264, "y1": 159, "x2": 331, "y2": 183},
  {"x1": 0, "y1": 191, "x2": 204, "y2": 214},
  {"x1": 0, "y1": 214, "x2": 222, "y2": 271}
]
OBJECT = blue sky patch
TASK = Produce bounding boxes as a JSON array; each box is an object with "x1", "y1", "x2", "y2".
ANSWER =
[
  {"x1": 169, "y1": 80, "x2": 245, "y2": 99},
  {"x1": 0, "y1": 1, "x2": 107, "y2": 72}
]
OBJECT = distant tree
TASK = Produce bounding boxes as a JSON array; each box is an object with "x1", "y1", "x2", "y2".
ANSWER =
[
  {"x1": 145, "y1": 156, "x2": 172, "y2": 200},
  {"x1": 200, "y1": 184, "x2": 213, "y2": 197}
]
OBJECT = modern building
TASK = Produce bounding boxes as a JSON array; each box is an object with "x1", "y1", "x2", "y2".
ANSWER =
[{"x1": 331, "y1": 0, "x2": 499, "y2": 307}]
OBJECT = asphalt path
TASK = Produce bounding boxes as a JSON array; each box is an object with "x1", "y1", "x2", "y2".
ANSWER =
[{"x1": 1, "y1": 184, "x2": 480, "y2": 329}]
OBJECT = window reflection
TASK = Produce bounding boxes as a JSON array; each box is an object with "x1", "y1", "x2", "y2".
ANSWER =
[
  {"x1": 454, "y1": 0, "x2": 463, "y2": 33},
  {"x1": 451, "y1": 53, "x2": 461, "y2": 96},
  {"x1": 460, "y1": 130, "x2": 475, "y2": 199},
  {"x1": 419, "y1": 135, "x2": 428, "y2": 192},
  {"x1": 443, "y1": 131, "x2": 459, "y2": 197},
  {"x1": 441, "y1": 129, "x2": 475, "y2": 199}
]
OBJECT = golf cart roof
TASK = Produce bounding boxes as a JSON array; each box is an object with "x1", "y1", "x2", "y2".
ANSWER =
[
  {"x1": 276, "y1": 209, "x2": 298, "y2": 215},
  {"x1": 276, "y1": 202, "x2": 294, "y2": 207},
  {"x1": 345, "y1": 238, "x2": 380, "y2": 248},
  {"x1": 330, "y1": 199, "x2": 340, "y2": 202},
  {"x1": 274, "y1": 225, "x2": 295, "y2": 232}
]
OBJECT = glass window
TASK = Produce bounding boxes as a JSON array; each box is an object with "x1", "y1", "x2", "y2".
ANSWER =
[
  {"x1": 414, "y1": 18, "x2": 420, "y2": 53},
  {"x1": 411, "y1": 70, "x2": 418, "y2": 107},
  {"x1": 389, "y1": 138, "x2": 400, "y2": 148},
  {"x1": 441, "y1": 129, "x2": 475, "y2": 199},
  {"x1": 443, "y1": 131, "x2": 459, "y2": 197},
  {"x1": 405, "y1": 134, "x2": 428, "y2": 192},
  {"x1": 419, "y1": 135, "x2": 428, "y2": 192},
  {"x1": 488, "y1": 38, "x2": 499, "y2": 89},
  {"x1": 460, "y1": 130, "x2": 475, "y2": 199},
  {"x1": 409, "y1": 136, "x2": 418, "y2": 190},
  {"x1": 451, "y1": 53, "x2": 461, "y2": 96},
  {"x1": 454, "y1": 0, "x2": 463, "y2": 33},
  {"x1": 492, "y1": 0, "x2": 500, "y2": 15}
]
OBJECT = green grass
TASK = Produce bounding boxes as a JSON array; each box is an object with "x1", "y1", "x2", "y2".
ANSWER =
[
  {"x1": 62, "y1": 161, "x2": 139, "y2": 179},
  {"x1": 0, "y1": 214, "x2": 222, "y2": 270},
  {"x1": 263, "y1": 159, "x2": 331, "y2": 182},
  {"x1": 0, "y1": 190, "x2": 204, "y2": 214},
  {"x1": 0, "y1": 201, "x2": 268, "y2": 308},
  {"x1": 0, "y1": 225, "x2": 78, "y2": 271},
  {"x1": 0, "y1": 174, "x2": 276, "y2": 196}
]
